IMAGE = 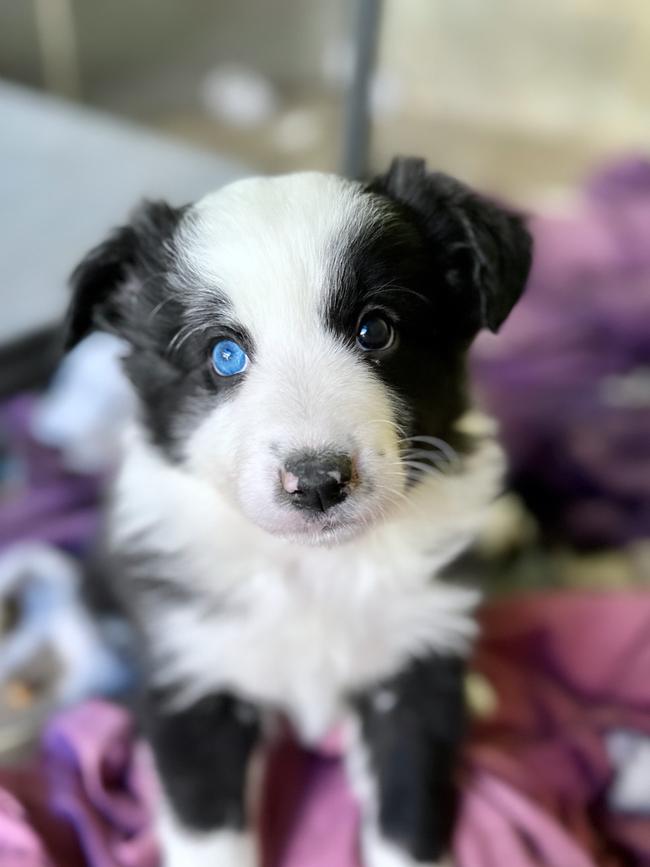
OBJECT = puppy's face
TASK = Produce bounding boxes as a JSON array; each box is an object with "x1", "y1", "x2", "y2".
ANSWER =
[{"x1": 66, "y1": 159, "x2": 531, "y2": 544}]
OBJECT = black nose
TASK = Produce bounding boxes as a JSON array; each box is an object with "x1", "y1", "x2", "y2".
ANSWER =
[{"x1": 281, "y1": 451, "x2": 354, "y2": 513}]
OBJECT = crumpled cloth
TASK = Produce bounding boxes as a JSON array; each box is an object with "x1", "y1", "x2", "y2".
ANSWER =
[
  {"x1": 0, "y1": 787, "x2": 53, "y2": 867},
  {"x1": 1, "y1": 592, "x2": 648, "y2": 867},
  {"x1": 0, "y1": 763, "x2": 82, "y2": 867},
  {"x1": 0, "y1": 396, "x2": 101, "y2": 557},
  {"x1": 43, "y1": 704, "x2": 159, "y2": 867},
  {"x1": 469, "y1": 592, "x2": 650, "y2": 867},
  {"x1": 472, "y1": 156, "x2": 650, "y2": 548},
  {"x1": 0, "y1": 704, "x2": 158, "y2": 867}
]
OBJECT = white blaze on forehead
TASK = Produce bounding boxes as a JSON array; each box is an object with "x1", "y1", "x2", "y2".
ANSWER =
[
  {"x1": 175, "y1": 171, "x2": 408, "y2": 538},
  {"x1": 178, "y1": 172, "x2": 377, "y2": 339}
]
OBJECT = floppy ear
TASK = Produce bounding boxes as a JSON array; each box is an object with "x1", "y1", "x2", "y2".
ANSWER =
[
  {"x1": 64, "y1": 200, "x2": 185, "y2": 350},
  {"x1": 369, "y1": 157, "x2": 532, "y2": 335}
]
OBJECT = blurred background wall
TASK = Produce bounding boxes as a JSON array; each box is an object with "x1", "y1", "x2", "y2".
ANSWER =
[{"x1": 2, "y1": 0, "x2": 650, "y2": 197}]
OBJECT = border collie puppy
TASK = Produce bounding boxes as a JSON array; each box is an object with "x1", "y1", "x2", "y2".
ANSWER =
[{"x1": 65, "y1": 157, "x2": 531, "y2": 867}]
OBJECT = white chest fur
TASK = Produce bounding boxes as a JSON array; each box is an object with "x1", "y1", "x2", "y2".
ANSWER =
[
  {"x1": 111, "y1": 430, "x2": 501, "y2": 742},
  {"x1": 147, "y1": 562, "x2": 477, "y2": 742}
]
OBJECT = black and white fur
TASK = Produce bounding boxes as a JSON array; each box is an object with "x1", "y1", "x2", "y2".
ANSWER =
[{"x1": 65, "y1": 158, "x2": 531, "y2": 867}]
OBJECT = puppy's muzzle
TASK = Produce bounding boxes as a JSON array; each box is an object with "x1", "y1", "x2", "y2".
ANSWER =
[{"x1": 280, "y1": 451, "x2": 354, "y2": 513}]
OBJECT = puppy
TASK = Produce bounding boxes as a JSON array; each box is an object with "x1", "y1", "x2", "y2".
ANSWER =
[{"x1": 65, "y1": 157, "x2": 531, "y2": 867}]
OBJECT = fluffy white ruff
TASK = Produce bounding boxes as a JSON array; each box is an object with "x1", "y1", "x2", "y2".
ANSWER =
[
  {"x1": 112, "y1": 421, "x2": 502, "y2": 743},
  {"x1": 157, "y1": 800, "x2": 257, "y2": 867}
]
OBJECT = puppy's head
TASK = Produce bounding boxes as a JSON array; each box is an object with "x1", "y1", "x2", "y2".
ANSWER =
[{"x1": 66, "y1": 158, "x2": 531, "y2": 544}]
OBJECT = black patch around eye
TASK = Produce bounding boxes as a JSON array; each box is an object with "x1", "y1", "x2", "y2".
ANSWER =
[
  {"x1": 65, "y1": 199, "x2": 257, "y2": 463},
  {"x1": 121, "y1": 276, "x2": 254, "y2": 461},
  {"x1": 327, "y1": 211, "x2": 431, "y2": 341},
  {"x1": 325, "y1": 204, "x2": 471, "y2": 457}
]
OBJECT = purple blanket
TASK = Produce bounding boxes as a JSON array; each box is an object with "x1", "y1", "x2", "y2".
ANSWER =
[
  {"x1": 472, "y1": 157, "x2": 650, "y2": 547},
  {"x1": 2, "y1": 593, "x2": 649, "y2": 867},
  {"x1": 0, "y1": 396, "x2": 100, "y2": 557}
]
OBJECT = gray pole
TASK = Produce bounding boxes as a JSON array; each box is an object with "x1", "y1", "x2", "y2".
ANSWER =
[{"x1": 341, "y1": 0, "x2": 383, "y2": 180}]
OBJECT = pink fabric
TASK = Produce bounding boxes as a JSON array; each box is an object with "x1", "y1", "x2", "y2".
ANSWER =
[
  {"x1": 1, "y1": 592, "x2": 649, "y2": 867},
  {"x1": 0, "y1": 762, "x2": 86, "y2": 867},
  {"x1": 471, "y1": 592, "x2": 650, "y2": 867},
  {"x1": 0, "y1": 789, "x2": 53, "y2": 867},
  {"x1": 260, "y1": 740, "x2": 597, "y2": 867},
  {"x1": 42, "y1": 703, "x2": 159, "y2": 867},
  {"x1": 261, "y1": 738, "x2": 361, "y2": 867},
  {"x1": 456, "y1": 773, "x2": 594, "y2": 867}
]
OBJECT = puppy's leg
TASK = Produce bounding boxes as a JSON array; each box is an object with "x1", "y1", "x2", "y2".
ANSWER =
[
  {"x1": 144, "y1": 690, "x2": 261, "y2": 867},
  {"x1": 348, "y1": 654, "x2": 464, "y2": 867}
]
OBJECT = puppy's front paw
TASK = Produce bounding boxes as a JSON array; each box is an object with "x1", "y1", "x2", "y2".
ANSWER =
[
  {"x1": 160, "y1": 824, "x2": 257, "y2": 867},
  {"x1": 362, "y1": 830, "x2": 452, "y2": 867}
]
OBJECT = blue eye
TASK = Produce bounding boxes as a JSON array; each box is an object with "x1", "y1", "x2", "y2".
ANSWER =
[{"x1": 211, "y1": 339, "x2": 249, "y2": 377}]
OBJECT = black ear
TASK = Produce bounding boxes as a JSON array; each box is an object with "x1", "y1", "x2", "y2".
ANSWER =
[
  {"x1": 64, "y1": 200, "x2": 185, "y2": 350},
  {"x1": 369, "y1": 157, "x2": 532, "y2": 334}
]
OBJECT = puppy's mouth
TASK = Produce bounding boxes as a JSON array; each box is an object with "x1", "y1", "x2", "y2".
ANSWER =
[
  {"x1": 274, "y1": 510, "x2": 370, "y2": 546},
  {"x1": 266, "y1": 480, "x2": 394, "y2": 546},
  {"x1": 269, "y1": 450, "x2": 378, "y2": 543},
  {"x1": 234, "y1": 445, "x2": 407, "y2": 545},
  {"x1": 243, "y1": 484, "x2": 382, "y2": 546}
]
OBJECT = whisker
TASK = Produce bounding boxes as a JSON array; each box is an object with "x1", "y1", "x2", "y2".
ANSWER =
[
  {"x1": 365, "y1": 282, "x2": 433, "y2": 310},
  {"x1": 364, "y1": 418, "x2": 399, "y2": 428},
  {"x1": 402, "y1": 461, "x2": 444, "y2": 478},
  {"x1": 380, "y1": 488, "x2": 412, "y2": 510},
  {"x1": 402, "y1": 447, "x2": 450, "y2": 461},
  {"x1": 147, "y1": 295, "x2": 177, "y2": 324},
  {"x1": 168, "y1": 322, "x2": 211, "y2": 354},
  {"x1": 401, "y1": 451, "x2": 453, "y2": 472},
  {"x1": 402, "y1": 435, "x2": 460, "y2": 465}
]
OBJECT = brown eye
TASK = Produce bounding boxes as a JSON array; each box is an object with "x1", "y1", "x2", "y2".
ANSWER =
[{"x1": 357, "y1": 315, "x2": 395, "y2": 351}]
